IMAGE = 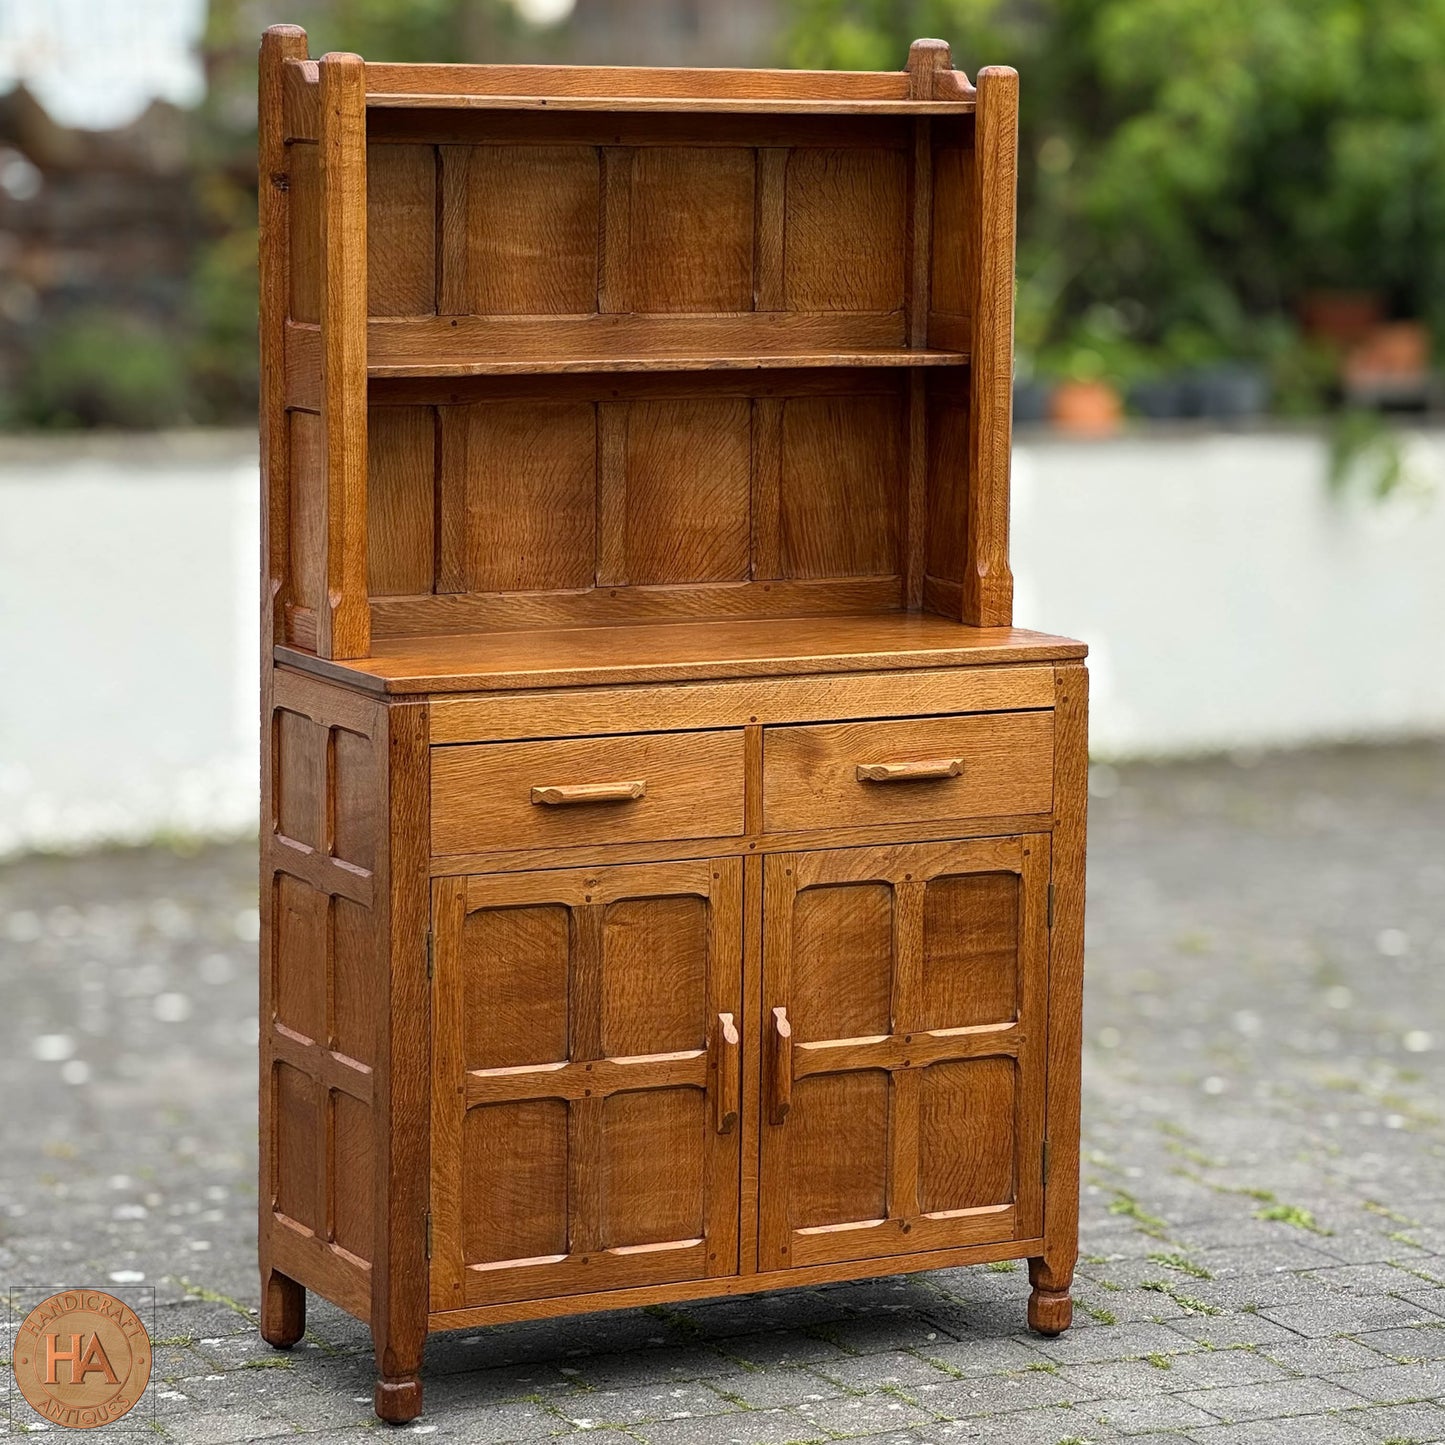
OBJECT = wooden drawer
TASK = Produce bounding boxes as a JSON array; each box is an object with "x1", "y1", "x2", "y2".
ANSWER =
[
  {"x1": 763, "y1": 711, "x2": 1054, "y2": 833},
  {"x1": 431, "y1": 729, "x2": 745, "y2": 856}
]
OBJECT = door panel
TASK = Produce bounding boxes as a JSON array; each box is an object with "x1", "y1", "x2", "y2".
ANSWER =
[
  {"x1": 431, "y1": 858, "x2": 742, "y2": 1311},
  {"x1": 759, "y1": 837, "x2": 1047, "y2": 1272}
]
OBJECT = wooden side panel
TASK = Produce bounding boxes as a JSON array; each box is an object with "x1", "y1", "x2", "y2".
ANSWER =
[
  {"x1": 758, "y1": 836, "x2": 1048, "y2": 1272},
  {"x1": 778, "y1": 392, "x2": 903, "y2": 579},
  {"x1": 367, "y1": 406, "x2": 436, "y2": 597},
  {"x1": 440, "y1": 144, "x2": 599, "y2": 314},
  {"x1": 287, "y1": 410, "x2": 325, "y2": 618},
  {"x1": 262, "y1": 671, "x2": 393, "y2": 1321},
  {"x1": 925, "y1": 386, "x2": 969, "y2": 593},
  {"x1": 431, "y1": 859, "x2": 743, "y2": 1311},
  {"x1": 783, "y1": 149, "x2": 906, "y2": 312},
  {"x1": 288, "y1": 142, "x2": 321, "y2": 325},
  {"x1": 367, "y1": 143, "x2": 437, "y2": 316}
]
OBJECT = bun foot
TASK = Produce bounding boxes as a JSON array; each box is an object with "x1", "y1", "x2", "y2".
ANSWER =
[
  {"x1": 259, "y1": 1268, "x2": 305, "y2": 1349},
  {"x1": 375, "y1": 1377, "x2": 423, "y2": 1424},
  {"x1": 1028, "y1": 1286, "x2": 1072, "y2": 1337}
]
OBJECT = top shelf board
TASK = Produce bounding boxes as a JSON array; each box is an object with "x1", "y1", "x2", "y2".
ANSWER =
[{"x1": 363, "y1": 94, "x2": 976, "y2": 115}]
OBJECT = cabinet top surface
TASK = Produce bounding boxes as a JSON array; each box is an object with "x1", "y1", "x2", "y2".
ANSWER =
[{"x1": 276, "y1": 614, "x2": 1086, "y2": 696}]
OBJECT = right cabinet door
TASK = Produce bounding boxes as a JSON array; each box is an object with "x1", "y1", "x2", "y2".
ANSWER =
[{"x1": 758, "y1": 836, "x2": 1049, "y2": 1272}]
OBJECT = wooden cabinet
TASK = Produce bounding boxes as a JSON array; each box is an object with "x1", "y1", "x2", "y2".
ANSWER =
[{"x1": 257, "y1": 27, "x2": 1087, "y2": 1426}]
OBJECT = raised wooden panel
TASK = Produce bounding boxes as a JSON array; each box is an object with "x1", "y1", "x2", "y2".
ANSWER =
[
  {"x1": 791, "y1": 882, "x2": 891, "y2": 1041},
  {"x1": 274, "y1": 873, "x2": 326, "y2": 1039},
  {"x1": 441, "y1": 401, "x2": 596, "y2": 593},
  {"x1": 602, "y1": 1088, "x2": 707, "y2": 1246},
  {"x1": 462, "y1": 903, "x2": 570, "y2": 1069},
  {"x1": 331, "y1": 896, "x2": 375, "y2": 1062},
  {"x1": 621, "y1": 147, "x2": 754, "y2": 312},
  {"x1": 275, "y1": 708, "x2": 322, "y2": 846},
  {"x1": 601, "y1": 895, "x2": 707, "y2": 1056},
  {"x1": 784, "y1": 149, "x2": 907, "y2": 311},
  {"x1": 287, "y1": 410, "x2": 325, "y2": 615},
  {"x1": 332, "y1": 1090, "x2": 376, "y2": 1259},
  {"x1": 463, "y1": 1100, "x2": 569, "y2": 1264},
  {"x1": 779, "y1": 393, "x2": 902, "y2": 578},
  {"x1": 764, "y1": 709, "x2": 1054, "y2": 833},
  {"x1": 623, "y1": 399, "x2": 751, "y2": 584},
  {"x1": 367, "y1": 406, "x2": 436, "y2": 597},
  {"x1": 287, "y1": 141, "x2": 320, "y2": 324},
  {"x1": 332, "y1": 726, "x2": 379, "y2": 871},
  {"x1": 440, "y1": 144, "x2": 599, "y2": 314},
  {"x1": 367, "y1": 143, "x2": 436, "y2": 316},
  {"x1": 431, "y1": 860, "x2": 742, "y2": 1311},
  {"x1": 789, "y1": 1071, "x2": 889, "y2": 1229},
  {"x1": 274, "y1": 1062, "x2": 320, "y2": 1228},
  {"x1": 919, "y1": 1057, "x2": 1015, "y2": 1214},
  {"x1": 759, "y1": 837, "x2": 1048, "y2": 1271},
  {"x1": 920, "y1": 872, "x2": 1019, "y2": 1029},
  {"x1": 431, "y1": 729, "x2": 745, "y2": 856}
]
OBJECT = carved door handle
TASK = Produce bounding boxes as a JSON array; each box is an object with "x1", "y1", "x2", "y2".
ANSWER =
[
  {"x1": 713, "y1": 1012, "x2": 740, "y2": 1135},
  {"x1": 766, "y1": 1005, "x2": 793, "y2": 1125}
]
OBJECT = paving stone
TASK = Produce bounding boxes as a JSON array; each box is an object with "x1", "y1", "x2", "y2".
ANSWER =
[
  {"x1": 920, "y1": 1368, "x2": 1090, "y2": 1418},
  {"x1": 1257, "y1": 1336, "x2": 1392, "y2": 1376},
  {"x1": 1174, "y1": 1377, "x2": 1366, "y2": 1423},
  {"x1": 1077, "y1": 1392, "x2": 1224, "y2": 1433},
  {"x1": 1352, "y1": 1321, "x2": 1445, "y2": 1362},
  {"x1": 633, "y1": 1407, "x2": 825, "y2": 1445},
  {"x1": 1182, "y1": 1415, "x2": 1378, "y2": 1444},
  {"x1": 792, "y1": 1391, "x2": 936, "y2": 1434},
  {"x1": 1325, "y1": 1358, "x2": 1445, "y2": 1404},
  {"x1": 1340, "y1": 1399, "x2": 1445, "y2": 1441},
  {"x1": 1259, "y1": 1296, "x2": 1439, "y2": 1339}
]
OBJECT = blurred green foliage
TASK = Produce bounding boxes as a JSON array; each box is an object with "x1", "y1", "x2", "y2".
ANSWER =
[{"x1": 787, "y1": 0, "x2": 1445, "y2": 397}]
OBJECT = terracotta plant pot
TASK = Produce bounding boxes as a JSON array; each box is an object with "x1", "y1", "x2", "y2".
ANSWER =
[
  {"x1": 1298, "y1": 290, "x2": 1385, "y2": 349},
  {"x1": 1049, "y1": 378, "x2": 1123, "y2": 435}
]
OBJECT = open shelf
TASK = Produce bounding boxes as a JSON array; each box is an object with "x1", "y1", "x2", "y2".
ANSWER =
[
  {"x1": 277, "y1": 614, "x2": 1087, "y2": 695},
  {"x1": 364, "y1": 94, "x2": 977, "y2": 115}
]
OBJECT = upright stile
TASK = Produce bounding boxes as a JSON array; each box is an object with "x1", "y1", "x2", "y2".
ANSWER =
[{"x1": 258, "y1": 29, "x2": 1087, "y2": 1423}]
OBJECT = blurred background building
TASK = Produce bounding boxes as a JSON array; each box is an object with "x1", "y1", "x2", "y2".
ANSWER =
[{"x1": 2, "y1": 0, "x2": 1444, "y2": 852}]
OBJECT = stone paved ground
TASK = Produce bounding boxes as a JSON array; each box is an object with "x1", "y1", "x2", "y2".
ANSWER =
[{"x1": 1, "y1": 741, "x2": 1443, "y2": 1443}]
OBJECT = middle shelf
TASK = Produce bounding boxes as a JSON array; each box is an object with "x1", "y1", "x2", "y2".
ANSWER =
[{"x1": 284, "y1": 314, "x2": 970, "y2": 383}]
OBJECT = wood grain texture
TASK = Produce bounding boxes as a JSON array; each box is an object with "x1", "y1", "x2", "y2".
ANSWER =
[
  {"x1": 317, "y1": 52, "x2": 370, "y2": 660},
  {"x1": 763, "y1": 709, "x2": 1054, "y2": 832},
  {"x1": 280, "y1": 615, "x2": 1086, "y2": 695},
  {"x1": 439, "y1": 144, "x2": 598, "y2": 314},
  {"x1": 758, "y1": 836, "x2": 1046, "y2": 1272},
  {"x1": 366, "y1": 143, "x2": 436, "y2": 316},
  {"x1": 1031, "y1": 662, "x2": 1088, "y2": 1326},
  {"x1": 431, "y1": 729, "x2": 745, "y2": 855},
  {"x1": 962, "y1": 67, "x2": 1018, "y2": 627},
  {"x1": 367, "y1": 406, "x2": 435, "y2": 596}
]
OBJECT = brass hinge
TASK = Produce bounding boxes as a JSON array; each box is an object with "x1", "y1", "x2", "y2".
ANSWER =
[
  {"x1": 425, "y1": 930, "x2": 434, "y2": 981},
  {"x1": 1042, "y1": 1138, "x2": 1050, "y2": 1185},
  {"x1": 425, "y1": 1211, "x2": 433, "y2": 1260},
  {"x1": 1047, "y1": 883, "x2": 1055, "y2": 930}
]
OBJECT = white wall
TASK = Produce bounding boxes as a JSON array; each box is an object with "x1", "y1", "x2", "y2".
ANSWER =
[
  {"x1": 0, "y1": 433, "x2": 257, "y2": 856},
  {"x1": 1012, "y1": 427, "x2": 1445, "y2": 757},
  {"x1": 2, "y1": 426, "x2": 1442, "y2": 855}
]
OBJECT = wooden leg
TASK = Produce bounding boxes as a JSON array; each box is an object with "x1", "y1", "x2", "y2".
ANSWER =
[
  {"x1": 260, "y1": 1267, "x2": 305, "y2": 1349},
  {"x1": 1027, "y1": 1255, "x2": 1073, "y2": 1336},
  {"x1": 372, "y1": 1311, "x2": 425, "y2": 1423}
]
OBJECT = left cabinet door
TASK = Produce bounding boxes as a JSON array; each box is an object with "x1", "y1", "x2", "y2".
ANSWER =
[{"x1": 429, "y1": 857, "x2": 744, "y2": 1314}]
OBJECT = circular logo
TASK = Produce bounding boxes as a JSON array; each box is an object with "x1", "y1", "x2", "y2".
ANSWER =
[{"x1": 13, "y1": 1290, "x2": 151, "y2": 1429}]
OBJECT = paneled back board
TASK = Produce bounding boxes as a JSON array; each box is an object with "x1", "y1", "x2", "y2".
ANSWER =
[{"x1": 260, "y1": 28, "x2": 1085, "y2": 1430}]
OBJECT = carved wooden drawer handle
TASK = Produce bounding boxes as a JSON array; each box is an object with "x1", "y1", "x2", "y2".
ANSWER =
[
  {"x1": 530, "y1": 780, "x2": 646, "y2": 806},
  {"x1": 713, "y1": 1012, "x2": 740, "y2": 1135},
  {"x1": 766, "y1": 1005, "x2": 793, "y2": 1125},
  {"x1": 855, "y1": 757, "x2": 964, "y2": 783}
]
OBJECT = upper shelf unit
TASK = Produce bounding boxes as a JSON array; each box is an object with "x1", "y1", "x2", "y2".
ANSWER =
[{"x1": 261, "y1": 31, "x2": 1020, "y2": 663}]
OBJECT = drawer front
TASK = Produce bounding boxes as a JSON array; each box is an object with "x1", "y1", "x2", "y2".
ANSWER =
[
  {"x1": 763, "y1": 711, "x2": 1054, "y2": 833},
  {"x1": 432, "y1": 729, "x2": 745, "y2": 856}
]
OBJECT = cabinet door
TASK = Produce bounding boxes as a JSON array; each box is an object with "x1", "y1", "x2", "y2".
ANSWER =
[
  {"x1": 430, "y1": 858, "x2": 743, "y2": 1312},
  {"x1": 758, "y1": 837, "x2": 1048, "y2": 1272}
]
